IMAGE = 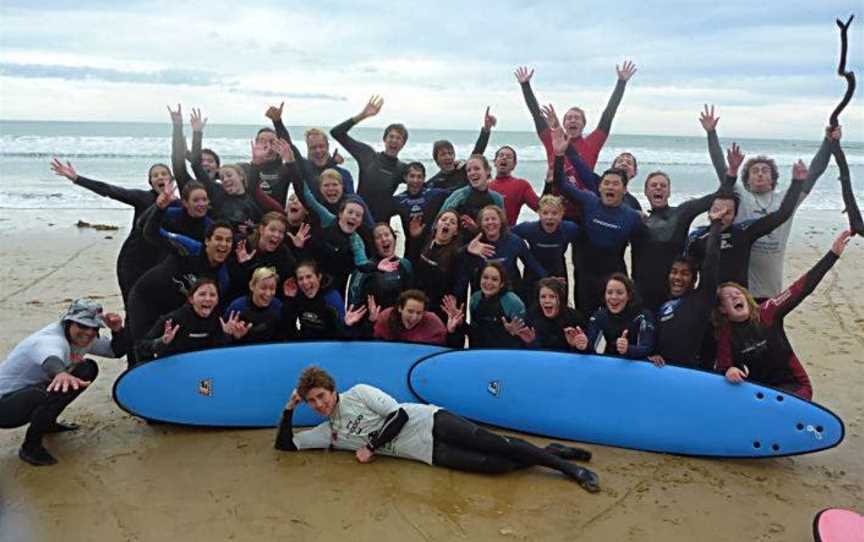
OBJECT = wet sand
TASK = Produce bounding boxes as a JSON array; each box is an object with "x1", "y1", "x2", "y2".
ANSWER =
[{"x1": 0, "y1": 211, "x2": 861, "y2": 542}]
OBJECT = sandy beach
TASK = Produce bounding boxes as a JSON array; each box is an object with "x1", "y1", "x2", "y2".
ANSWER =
[{"x1": 0, "y1": 209, "x2": 861, "y2": 542}]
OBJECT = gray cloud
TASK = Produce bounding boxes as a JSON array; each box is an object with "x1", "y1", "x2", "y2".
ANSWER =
[
  {"x1": 226, "y1": 87, "x2": 346, "y2": 101},
  {"x1": 0, "y1": 62, "x2": 217, "y2": 86}
]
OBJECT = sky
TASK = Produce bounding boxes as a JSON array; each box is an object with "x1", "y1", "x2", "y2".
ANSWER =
[{"x1": 1, "y1": 1, "x2": 863, "y2": 140}]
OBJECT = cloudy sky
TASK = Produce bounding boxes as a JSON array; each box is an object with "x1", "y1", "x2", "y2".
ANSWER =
[{"x1": 1, "y1": 1, "x2": 862, "y2": 140}]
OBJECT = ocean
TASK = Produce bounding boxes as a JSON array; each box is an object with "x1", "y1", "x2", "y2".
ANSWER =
[{"x1": 1, "y1": 120, "x2": 862, "y2": 227}]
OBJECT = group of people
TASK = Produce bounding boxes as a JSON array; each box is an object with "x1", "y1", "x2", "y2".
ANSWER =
[{"x1": 0, "y1": 62, "x2": 858, "y2": 489}]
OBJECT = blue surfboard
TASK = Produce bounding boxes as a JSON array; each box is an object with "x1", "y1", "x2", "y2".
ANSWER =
[
  {"x1": 113, "y1": 341, "x2": 448, "y2": 427},
  {"x1": 408, "y1": 349, "x2": 844, "y2": 458}
]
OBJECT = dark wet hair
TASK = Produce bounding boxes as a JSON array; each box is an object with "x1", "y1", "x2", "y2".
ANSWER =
[
  {"x1": 712, "y1": 189, "x2": 740, "y2": 216},
  {"x1": 537, "y1": 277, "x2": 568, "y2": 308},
  {"x1": 669, "y1": 256, "x2": 700, "y2": 288},
  {"x1": 494, "y1": 145, "x2": 518, "y2": 164},
  {"x1": 404, "y1": 161, "x2": 426, "y2": 178},
  {"x1": 480, "y1": 261, "x2": 511, "y2": 292},
  {"x1": 205, "y1": 220, "x2": 234, "y2": 240},
  {"x1": 432, "y1": 140, "x2": 454, "y2": 163},
  {"x1": 605, "y1": 272, "x2": 637, "y2": 307},
  {"x1": 201, "y1": 148, "x2": 221, "y2": 167},
  {"x1": 600, "y1": 168, "x2": 630, "y2": 187},
  {"x1": 148, "y1": 163, "x2": 172, "y2": 182},
  {"x1": 338, "y1": 195, "x2": 366, "y2": 216},
  {"x1": 741, "y1": 156, "x2": 779, "y2": 190},
  {"x1": 613, "y1": 152, "x2": 638, "y2": 178},
  {"x1": 187, "y1": 277, "x2": 219, "y2": 298},
  {"x1": 256, "y1": 127, "x2": 276, "y2": 138},
  {"x1": 467, "y1": 153, "x2": 491, "y2": 172},
  {"x1": 383, "y1": 123, "x2": 408, "y2": 143},
  {"x1": 295, "y1": 259, "x2": 322, "y2": 277},
  {"x1": 181, "y1": 180, "x2": 208, "y2": 201},
  {"x1": 389, "y1": 289, "x2": 429, "y2": 335}
]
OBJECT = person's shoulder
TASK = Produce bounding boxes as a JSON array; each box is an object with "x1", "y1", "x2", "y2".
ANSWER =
[{"x1": 226, "y1": 296, "x2": 249, "y2": 312}]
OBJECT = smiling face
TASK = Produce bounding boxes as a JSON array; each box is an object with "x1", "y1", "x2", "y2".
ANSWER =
[
  {"x1": 563, "y1": 108, "x2": 586, "y2": 138},
  {"x1": 201, "y1": 152, "x2": 219, "y2": 175},
  {"x1": 480, "y1": 208, "x2": 502, "y2": 240},
  {"x1": 538, "y1": 286, "x2": 561, "y2": 319},
  {"x1": 383, "y1": 127, "x2": 406, "y2": 156},
  {"x1": 286, "y1": 195, "x2": 307, "y2": 226},
  {"x1": 604, "y1": 279, "x2": 630, "y2": 314},
  {"x1": 668, "y1": 261, "x2": 695, "y2": 298},
  {"x1": 251, "y1": 276, "x2": 277, "y2": 308},
  {"x1": 539, "y1": 204, "x2": 563, "y2": 233},
  {"x1": 319, "y1": 175, "x2": 343, "y2": 204},
  {"x1": 219, "y1": 166, "x2": 246, "y2": 195},
  {"x1": 434, "y1": 211, "x2": 459, "y2": 244},
  {"x1": 405, "y1": 166, "x2": 425, "y2": 195},
  {"x1": 205, "y1": 226, "x2": 233, "y2": 264},
  {"x1": 148, "y1": 165, "x2": 172, "y2": 192},
  {"x1": 306, "y1": 133, "x2": 330, "y2": 167},
  {"x1": 296, "y1": 264, "x2": 322, "y2": 299},
  {"x1": 466, "y1": 158, "x2": 489, "y2": 190},
  {"x1": 436, "y1": 146, "x2": 456, "y2": 172},
  {"x1": 67, "y1": 322, "x2": 98, "y2": 348},
  {"x1": 258, "y1": 219, "x2": 286, "y2": 253},
  {"x1": 183, "y1": 188, "x2": 210, "y2": 218},
  {"x1": 304, "y1": 386, "x2": 338, "y2": 417},
  {"x1": 717, "y1": 285, "x2": 752, "y2": 322},
  {"x1": 494, "y1": 147, "x2": 516, "y2": 177},
  {"x1": 644, "y1": 173, "x2": 670, "y2": 209},
  {"x1": 598, "y1": 173, "x2": 626, "y2": 207},
  {"x1": 399, "y1": 298, "x2": 426, "y2": 330},
  {"x1": 373, "y1": 225, "x2": 396, "y2": 258},
  {"x1": 479, "y1": 266, "x2": 504, "y2": 297},
  {"x1": 189, "y1": 283, "x2": 219, "y2": 318},
  {"x1": 338, "y1": 202, "x2": 364, "y2": 234}
]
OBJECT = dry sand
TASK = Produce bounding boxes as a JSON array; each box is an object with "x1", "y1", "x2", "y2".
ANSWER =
[{"x1": 0, "y1": 211, "x2": 861, "y2": 542}]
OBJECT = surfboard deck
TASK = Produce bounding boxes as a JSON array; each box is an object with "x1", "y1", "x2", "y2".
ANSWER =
[
  {"x1": 408, "y1": 349, "x2": 844, "y2": 458},
  {"x1": 113, "y1": 341, "x2": 449, "y2": 427},
  {"x1": 813, "y1": 508, "x2": 864, "y2": 542}
]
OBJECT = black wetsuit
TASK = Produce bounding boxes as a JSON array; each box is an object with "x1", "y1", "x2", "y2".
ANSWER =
[
  {"x1": 349, "y1": 257, "x2": 414, "y2": 309},
  {"x1": 330, "y1": 118, "x2": 406, "y2": 221},
  {"x1": 655, "y1": 220, "x2": 722, "y2": 368},
  {"x1": 188, "y1": 159, "x2": 263, "y2": 232},
  {"x1": 223, "y1": 296, "x2": 284, "y2": 345},
  {"x1": 424, "y1": 127, "x2": 491, "y2": 192},
  {"x1": 468, "y1": 291, "x2": 525, "y2": 348},
  {"x1": 525, "y1": 306, "x2": 587, "y2": 351},
  {"x1": 71, "y1": 176, "x2": 158, "y2": 305},
  {"x1": 687, "y1": 180, "x2": 803, "y2": 288},
  {"x1": 137, "y1": 304, "x2": 229, "y2": 360},
  {"x1": 244, "y1": 159, "x2": 287, "y2": 207},
  {"x1": 225, "y1": 244, "x2": 297, "y2": 303},
  {"x1": 393, "y1": 187, "x2": 450, "y2": 259},
  {"x1": 411, "y1": 241, "x2": 468, "y2": 315},
  {"x1": 281, "y1": 283, "x2": 346, "y2": 340}
]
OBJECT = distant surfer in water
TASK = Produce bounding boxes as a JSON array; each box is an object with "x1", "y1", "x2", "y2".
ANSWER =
[
  {"x1": 275, "y1": 366, "x2": 600, "y2": 493},
  {"x1": 712, "y1": 229, "x2": 854, "y2": 399}
]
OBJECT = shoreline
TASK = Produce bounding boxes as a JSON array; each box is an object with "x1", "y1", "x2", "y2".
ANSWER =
[{"x1": 0, "y1": 209, "x2": 861, "y2": 541}]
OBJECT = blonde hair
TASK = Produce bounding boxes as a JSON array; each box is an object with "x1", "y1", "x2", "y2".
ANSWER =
[
  {"x1": 219, "y1": 164, "x2": 248, "y2": 187},
  {"x1": 249, "y1": 266, "x2": 278, "y2": 288},
  {"x1": 319, "y1": 169, "x2": 343, "y2": 185},
  {"x1": 305, "y1": 128, "x2": 329, "y2": 144},
  {"x1": 538, "y1": 194, "x2": 564, "y2": 212}
]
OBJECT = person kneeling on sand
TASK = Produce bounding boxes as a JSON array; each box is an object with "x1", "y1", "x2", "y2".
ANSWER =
[
  {"x1": 275, "y1": 366, "x2": 600, "y2": 493},
  {"x1": 0, "y1": 299, "x2": 128, "y2": 466}
]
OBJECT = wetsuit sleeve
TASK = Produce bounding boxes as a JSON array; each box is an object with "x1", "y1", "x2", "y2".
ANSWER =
[
  {"x1": 338, "y1": 168, "x2": 356, "y2": 194},
  {"x1": 324, "y1": 289, "x2": 347, "y2": 321},
  {"x1": 73, "y1": 177, "x2": 152, "y2": 208},
  {"x1": 101, "y1": 329, "x2": 129, "y2": 358},
  {"x1": 189, "y1": 154, "x2": 212, "y2": 186},
  {"x1": 274, "y1": 408, "x2": 298, "y2": 451},
  {"x1": 584, "y1": 311, "x2": 603, "y2": 354},
  {"x1": 271, "y1": 118, "x2": 293, "y2": 145},
  {"x1": 677, "y1": 191, "x2": 718, "y2": 225},
  {"x1": 286, "y1": 162, "x2": 335, "y2": 226},
  {"x1": 626, "y1": 311, "x2": 656, "y2": 359},
  {"x1": 330, "y1": 118, "x2": 376, "y2": 165},
  {"x1": 523, "y1": 181, "x2": 540, "y2": 211},
  {"x1": 367, "y1": 408, "x2": 409, "y2": 451},
  {"x1": 554, "y1": 155, "x2": 594, "y2": 207},
  {"x1": 275, "y1": 411, "x2": 332, "y2": 451},
  {"x1": 596, "y1": 79, "x2": 627, "y2": 135},
  {"x1": 472, "y1": 127, "x2": 491, "y2": 156},
  {"x1": 743, "y1": 179, "x2": 804, "y2": 244},
  {"x1": 761, "y1": 250, "x2": 839, "y2": 325},
  {"x1": 440, "y1": 187, "x2": 467, "y2": 212},
  {"x1": 171, "y1": 123, "x2": 191, "y2": 191},
  {"x1": 254, "y1": 183, "x2": 284, "y2": 214},
  {"x1": 501, "y1": 292, "x2": 526, "y2": 320},
  {"x1": 190, "y1": 130, "x2": 203, "y2": 165},
  {"x1": 564, "y1": 146, "x2": 601, "y2": 192},
  {"x1": 519, "y1": 81, "x2": 548, "y2": 135},
  {"x1": 138, "y1": 314, "x2": 171, "y2": 358},
  {"x1": 706, "y1": 129, "x2": 728, "y2": 184},
  {"x1": 349, "y1": 232, "x2": 371, "y2": 267},
  {"x1": 694, "y1": 220, "x2": 723, "y2": 306},
  {"x1": 802, "y1": 136, "x2": 832, "y2": 194},
  {"x1": 515, "y1": 236, "x2": 547, "y2": 278}
]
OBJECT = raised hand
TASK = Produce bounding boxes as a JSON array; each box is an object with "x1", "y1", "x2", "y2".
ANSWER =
[
  {"x1": 708, "y1": 204, "x2": 730, "y2": 223},
  {"x1": 103, "y1": 312, "x2": 124, "y2": 332},
  {"x1": 540, "y1": 103, "x2": 562, "y2": 130},
  {"x1": 564, "y1": 326, "x2": 588, "y2": 351},
  {"x1": 286, "y1": 223, "x2": 310, "y2": 249},
  {"x1": 265, "y1": 101, "x2": 284, "y2": 122},
  {"x1": 726, "y1": 143, "x2": 745, "y2": 177},
  {"x1": 332, "y1": 149, "x2": 345, "y2": 165},
  {"x1": 367, "y1": 295, "x2": 381, "y2": 323},
  {"x1": 551, "y1": 125, "x2": 569, "y2": 156},
  {"x1": 502, "y1": 316, "x2": 527, "y2": 337},
  {"x1": 484, "y1": 106, "x2": 497, "y2": 130},
  {"x1": 50, "y1": 158, "x2": 78, "y2": 181},
  {"x1": 285, "y1": 388, "x2": 303, "y2": 410},
  {"x1": 47, "y1": 372, "x2": 91, "y2": 393},
  {"x1": 514, "y1": 66, "x2": 534, "y2": 84},
  {"x1": 190, "y1": 107, "x2": 207, "y2": 132},
  {"x1": 446, "y1": 303, "x2": 465, "y2": 333},
  {"x1": 221, "y1": 312, "x2": 251, "y2": 339},
  {"x1": 234, "y1": 239, "x2": 256, "y2": 264},
  {"x1": 344, "y1": 304, "x2": 368, "y2": 327},
  {"x1": 282, "y1": 277, "x2": 298, "y2": 298},
  {"x1": 272, "y1": 138, "x2": 295, "y2": 163},
  {"x1": 467, "y1": 234, "x2": 495, "y2": 259},
  {"x1": 516, "y1": 325, "x2": 536, "y2": 345},
  {"x1": 616, "y1": 60, "x2": 637, "y2": 81},
  {"x1": 791, "y1": 159, "x2": 808, "y2": 182},
  {"x1": 161, "y1": 319, "x2": 180, "y2": 344},
  {"x1": 359, "y1": 95, "x2": 383, "y2": 120},
  {"x1": 167, "y1": 104, "x2": 182, "y2": 126},
  {"x1": 616, "y1": 329, "x2": 629, "y2": 355},
  {"x1": 377, "y1": 258, "x2": 400, "y2": 273},
  {"x1": 441, "y1": 295, "x2": 462, "y2": 319},
  {"x1": 408, "y1": 215, "x2": 425, "y2": 238},
  {"x1": 250, "y1": 139, "x2": 269, "y2": 166},
  {"x1": 831, "y1": 229, "x2": 853, "y2": 256},
  {"x1": 156, "y1": 180, "x2": 177, "y2": 209},
  {"x1": 699, "y1": 104, "x2": 719, "y2": 132}
]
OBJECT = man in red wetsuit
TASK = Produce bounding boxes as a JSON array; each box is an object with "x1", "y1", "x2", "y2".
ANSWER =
[{"x1": 488, "y1": 146, "x2": 540, "y2": 225}]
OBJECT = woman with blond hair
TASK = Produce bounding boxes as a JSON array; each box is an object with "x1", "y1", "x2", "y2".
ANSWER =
[{"x1": 224, "y1": 267, "x2": 283, "y2": 344}]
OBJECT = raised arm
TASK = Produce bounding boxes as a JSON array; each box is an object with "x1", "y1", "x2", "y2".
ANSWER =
[
  {"x1": 744, "y1": 161, "x2": 806, "y2": 243},
  {"x1": 51, "y1": 159, "x2": 152, "y2": 208},
  {"x1": 564, "y1": 145, "x2": 601, "y2": 192},
  {"x1": 472, "y1": 107, "x2": 495, "y2": 155},
  {"x1": 515, "y1": 66, "x2": 548, "y2": 136},
  {"x1": 700, "y1": 105, "x2": 729, "y2": 184},
  {"x1": 596, "y1": 61, "x2": 637, "y2": 134},
  {"x1": 329, "y1": 96, "x2": 381, "y2": 163},
  {"x1": 168, "y1": 104, "x2": 191, "y2": 191},
  {"x1": 189, "y1": 107, "x2": 207, "y2": 173},
  {"x1": 801, "y1": 127, "x2": 835, "y2": 194}
]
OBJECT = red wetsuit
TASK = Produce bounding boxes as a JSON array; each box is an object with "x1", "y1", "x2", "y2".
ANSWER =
[
  {"x1": 715, "y1": 251, "x2": 839, "y2": 400},
  {"x1": 374, "y1": 308, "x2": 447, "y2": 345},
  {"x1": 488, "y1": 175, "x2": 540, "y2": 225}
]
